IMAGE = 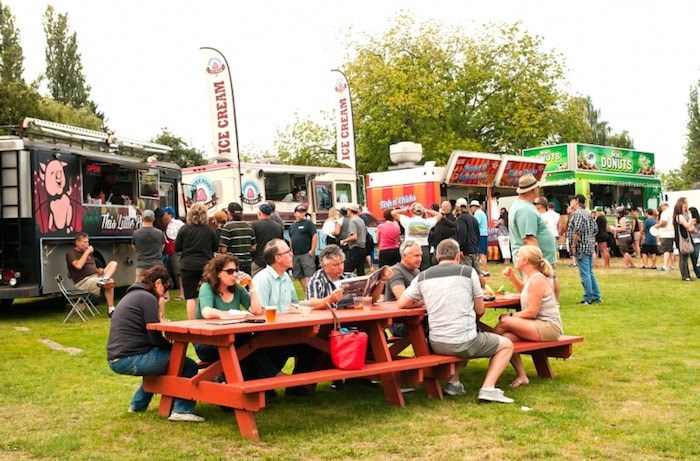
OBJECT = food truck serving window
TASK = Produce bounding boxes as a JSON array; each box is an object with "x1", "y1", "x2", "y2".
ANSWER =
[
  {"x1": 139, "y1": 169, "x2": 159, "y2": 199},
  {"x1": 82, "y1": 162, "x2": 136, "y2": 205}
]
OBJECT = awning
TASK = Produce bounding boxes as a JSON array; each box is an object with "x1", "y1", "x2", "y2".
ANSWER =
[{"x1": 541, "y1": 170, "x2": 661, "y2": 189}]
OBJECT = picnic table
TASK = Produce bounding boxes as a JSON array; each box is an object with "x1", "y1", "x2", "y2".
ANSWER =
[{"x1": 143, "y1": 304, "x2": 460, "y2": 440}]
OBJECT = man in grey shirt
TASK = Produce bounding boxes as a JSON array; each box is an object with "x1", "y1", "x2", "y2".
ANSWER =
[
  {"x1": 339, "y1": 204, "x2": 367, "y2": 275},
  {"x1": 131, "y1": 209, "x2": 165, "y2": 282},
  {"x1": 397, "y1": 238, "x2": 514, "y2": 404},
  {"x1": 386, "y1": 239, "x2": 423, "y2": 337}
]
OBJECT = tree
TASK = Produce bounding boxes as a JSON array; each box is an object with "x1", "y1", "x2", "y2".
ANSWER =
[
  {"x1": 0, "y1": 2, "x2": 24, "y2": 82},
  {"x1": 151, "y1": 128, "x2": 206, "y2": 167},
  {"x1": 343, "y1": 16, "x2": 567, "y2": 173},
  {"x1": 676, "y1": 80, "x2": 700, "y2": 189},
  {"x1": 554, "y1": 95, "x2": 634, "y2": 148},
  {"x1": 42, "y1": 5, "x2": 91, "y2": 109},
  {"x1": 274, "y1": 112, "x2": 344, "y2": 167}
]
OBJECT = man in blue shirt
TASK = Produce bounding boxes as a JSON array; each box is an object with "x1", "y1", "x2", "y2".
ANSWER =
[{"x1": 470, "y1": 200, "x2": 490, "y2": 276}]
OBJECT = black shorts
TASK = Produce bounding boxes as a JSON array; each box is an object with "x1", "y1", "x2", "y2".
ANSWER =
[{"x1": 641, "y1": 244, "x2": 658, "y2": 255}]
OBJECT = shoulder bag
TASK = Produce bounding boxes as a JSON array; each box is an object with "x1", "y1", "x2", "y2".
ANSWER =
[
  {"x1": 677, "y1": 217, "x2": 694, "y2": 255},
  {"x1": 328, "y1": 308, "x2": 368, "y2": 370}
]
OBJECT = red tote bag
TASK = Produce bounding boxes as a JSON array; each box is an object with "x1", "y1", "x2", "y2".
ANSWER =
[{"x1": 328, "y1": 308, "x2": 368, "y2": 370}]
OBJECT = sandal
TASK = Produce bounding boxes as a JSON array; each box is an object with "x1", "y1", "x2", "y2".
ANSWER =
[
  {"x1": 175, "y1": 296, "x2": 185, "y2": 301},
  {"x1": 509, "y1": 378, "x2": 529, "y2": 388}
]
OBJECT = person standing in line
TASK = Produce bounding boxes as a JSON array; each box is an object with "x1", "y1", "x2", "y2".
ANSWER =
[
  {"x1": 594, "y1": 211, "x2": 611, "y2": 269},
  {"x1": 66, "y1": 232, "x2": 118, "y2": 317},
  {"x1": 266, "y1": 200, "x2": 285, "y2": 228},
  {"x1": 377, "y1": 208, "x2": 401, "y2": 267},
  {"x1": 428, "y1": 201, "x2": 457, "y2": 265},
  {"x1": 106, "y1": 265, "x2": 204, "y2": 422},
  {"x1": 496, "y1": 208, "x2": 511, "y2": 265},
  {"x1": 615, "y1": 207, "x2": 635, "y2": 268},
  {"x1": 508, "y1": 174, "x2": 559, "y2": 300},
  {"x1": 161, "y1": 207, "x2": 185, "y2": 300},
  {"x1": 654, "y1": 201, "x2": 675, "y2": 272},
  {"x1": 689, "y1": 207, "x2": 700, "y2": 277},
  {"x1": 567, "y1": 194, "x2": 601, "y2": 305},
  {"x1": 641, "y1": 208, "x2": 658, "y2": 269},
  {"x1": 289, "y1": 204, "x2": 317, "y2": 292},
  {"x1": 455, "y1": 198, "x2": 484, "y2": 286},
  {"x1": 321, "y1": 207, "x2": 342, "y2": 247},
  {"x1": 219, "y1": 202, "x2": 256, "y2": 275},
  {"x1": 175, "y1": 203, "x2": 219, "y2": 319},
  {"x1": 339, "y1": 204, "x2": 367, "y2": 276},
  {"x1": 630, "y1": 209, "x2": 642, "y2": 259},
  {"x1": 470, "y1": 200, "x2": 490, "y2": 276},
  {"x1": 391, "y1": 202, "x2": 442, "y2": 271},
  {"x1": 131, "y1": 209, "x2": 166, "y2": 319},
  {"x1": 672, "y1": 197, "x2": 696, "y2": 281},
  {"x1": 397, "y1": 239, "x2": 514, "y2": 403},
  {"x1": 250, "y1": 203, "x2": 284, "y2": 276}
]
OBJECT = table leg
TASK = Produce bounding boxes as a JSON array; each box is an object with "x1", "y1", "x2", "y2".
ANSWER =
[
  {"x1": 365, "y1": 321, "x2": 405, "y2": 407},
  {"x1": 405, "y1": 317, "x2": 443, "y2": 399},
  {"x1": 234, "y1": 410, "x2": 260, "y2": 441},
  {"x1": 157, "y1": 341, "x2": 187, "y2": 417}
]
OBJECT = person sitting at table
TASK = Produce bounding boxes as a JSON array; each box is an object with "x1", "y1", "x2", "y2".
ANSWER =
[
  {"x1": 495, "y1": 245, "x2": 563, "y2": 388},
  {"x1": 397, "y1": 238, "x2": 515, "y2": 403},
  {"x1": 106, "y1": 265, "x2": 205, "y2": 422},
  {"x1": 306, "y1": 244, "x2": 390, "y2": 309},
  {"x1": 384, "y1": 239, "x2": 423, "y2": 337},
  {"x1": 252, "y1": 239, "x2": 317, "y2": 396}
]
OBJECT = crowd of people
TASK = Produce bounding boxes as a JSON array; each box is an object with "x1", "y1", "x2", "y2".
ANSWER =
[{"x1": 98, "y1": 183, "x2": 699, "y2": 421}]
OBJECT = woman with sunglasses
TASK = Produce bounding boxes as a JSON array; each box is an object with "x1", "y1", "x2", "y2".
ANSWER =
[{"x1": 194, "y1": 255, "x2": 262, "y2": 365}]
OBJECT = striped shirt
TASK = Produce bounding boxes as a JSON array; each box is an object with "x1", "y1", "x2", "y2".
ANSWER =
[{"x1": 219, "y1": 220, "x2": 256, "y2": 269}]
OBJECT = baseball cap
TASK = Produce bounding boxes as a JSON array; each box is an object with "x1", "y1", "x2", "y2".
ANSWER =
[
  {"x1": 469, "y1": 200, "x2": 481, "y2": 207},
  {"x1": 228, "y1": 202, "x2": 243, "y2": 213},
  {"x1": 294, "y1": 204, "x2": 307, "y2": 212},
  {"x1": 163, "y1": 207, "x2": 176, "y2": 216},
  {"x1": 455, "y1": 198, "x2": 468, "y2": 208},
  {"x1": 571, "y1": 194, "x2": 586, "y2": 206},
  {"x1": 347, "y1": 203, "x2": 360, "y2": 213},
  {"x1": 142, "y1": 209, "x2": 155, "y2": 221},
  {"x1": 516, "y1": 174, "x2": 540, "y2": 194},
  {"x1": 259, "y1": 203, "x2": 273, "y2": 215},
  {"x1": 411, "y1": 202, "x2": 425, "y2": 215}
]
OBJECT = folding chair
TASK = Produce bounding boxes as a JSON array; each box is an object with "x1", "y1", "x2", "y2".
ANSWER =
[{"x1": 56, "y1": 274, "x2": 99, "y2": 323}]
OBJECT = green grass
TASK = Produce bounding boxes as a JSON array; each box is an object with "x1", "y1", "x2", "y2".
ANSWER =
[{"x1": 1, "y1": 260, "x2": 699, "y2": 460}]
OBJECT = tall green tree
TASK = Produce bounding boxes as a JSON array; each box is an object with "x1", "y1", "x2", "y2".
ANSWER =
[
  {"x1": 42, "y1": 5, "x2": 91, "y2": 109},
  {"x1": 554, "y1": 95, "x2": 634, "y2": 148},
  {"x1": 344, "y1": 16, "x2": 567, "y2": 173},
  {"x1": 151, "y1": 128, "x2": 206, "y2": 167},
  {"x1": 0, "y1": 1, "x2": 24, "y2": 82},
  {"x1": 676, "y1": 80, "x2": 700, "y2": 189},
  {"x1": 274, "y1": 112, "x2": 343, "y2": 167}
]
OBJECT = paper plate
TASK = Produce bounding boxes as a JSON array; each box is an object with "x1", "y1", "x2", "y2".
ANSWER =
[{"x1": 649, "y1": 226, "x2": 659, "y2": 237}]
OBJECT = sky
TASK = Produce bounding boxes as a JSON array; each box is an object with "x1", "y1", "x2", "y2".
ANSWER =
[{"x1": 4, "y1": 0, "x2": 700, "y2": 172}]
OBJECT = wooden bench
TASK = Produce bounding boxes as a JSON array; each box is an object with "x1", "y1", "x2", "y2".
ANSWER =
[{"x1": 511, "y1": 335, "x2": 583, "y2": 378}]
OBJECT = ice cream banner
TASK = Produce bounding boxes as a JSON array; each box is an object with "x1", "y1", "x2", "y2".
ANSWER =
[
  {"x1": 446, "y1": 154, "x2": 502, "y2": 186},
  {"x1": 575, "y1": 144, "x2": 655, "y2": 176},
  {"x1": 522, "y1": 144, "x2": 569, "y2": 172}
]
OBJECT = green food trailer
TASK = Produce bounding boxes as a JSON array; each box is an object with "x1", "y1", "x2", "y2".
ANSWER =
[{"x1": 522, "y1": 143, "x2": 662, "y2": 213}]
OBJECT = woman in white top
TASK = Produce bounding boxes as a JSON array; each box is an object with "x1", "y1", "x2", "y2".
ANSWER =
[{"x1": 495, "y1": 245, "x2": 563, "y2": 387}]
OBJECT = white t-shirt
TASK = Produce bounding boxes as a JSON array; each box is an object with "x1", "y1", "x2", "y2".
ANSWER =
[
  {"x1": 659, "y1": 208, "x2": 675, "y2": 238},
  {"x1": 543, "y1": 210, "x2": 560, "y2": 238},
  {"x1": 399, "y1": 215, "x2": 437, "y2": 247}
]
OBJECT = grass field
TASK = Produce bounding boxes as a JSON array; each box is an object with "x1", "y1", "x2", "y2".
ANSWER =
[{"x1": 1, "y1": 260, "x2": 699, "y2": 460}]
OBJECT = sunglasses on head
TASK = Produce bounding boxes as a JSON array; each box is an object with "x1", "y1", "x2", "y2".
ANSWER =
[{"x1": 221, "y1": 268, "x2": 238, "y2": 275}]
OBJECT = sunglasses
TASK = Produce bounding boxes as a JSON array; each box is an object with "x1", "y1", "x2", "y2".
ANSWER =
[{"x1": 221, "y1": 268, "x2": 238, "y2": 275}]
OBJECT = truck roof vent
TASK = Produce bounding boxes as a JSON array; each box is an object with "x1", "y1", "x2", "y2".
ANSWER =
[{"x1": 389, "y1": 141, "x2": 423, "y2": 168}]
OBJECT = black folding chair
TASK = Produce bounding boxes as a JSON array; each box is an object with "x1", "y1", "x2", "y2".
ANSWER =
[{"x1": 56, "y1": 274, "x2": 99, "y2": 323}]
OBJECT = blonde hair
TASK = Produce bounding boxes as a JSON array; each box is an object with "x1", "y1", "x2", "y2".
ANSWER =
[
  {"x1": 328, "y1": 207, "x2": 341, "y2": 220},
  {"x1": 518, "y1": 245, "x2": 553, "y2": 278},
  {"x1": 186, "y1": 203, "x2": 209, "y2": 226}
]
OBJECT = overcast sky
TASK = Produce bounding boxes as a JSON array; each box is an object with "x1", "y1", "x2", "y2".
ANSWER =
[{"x1": 5, "y1": 0, "x2": 700, "y2": 172}]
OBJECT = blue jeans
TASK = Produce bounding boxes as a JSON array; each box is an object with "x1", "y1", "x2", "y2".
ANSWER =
[
  {"x1": 690, "y1": 243, "x2": 700, "y2": 278},
  {"x1": 109, "y1": 348, "x2": 198, "y2": 414},
  {"x1": 576, "y1": 253, "x2": 601, "y2": 302}
]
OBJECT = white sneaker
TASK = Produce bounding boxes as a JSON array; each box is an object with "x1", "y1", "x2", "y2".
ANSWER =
[
  {"x1": 478, "y1": 387, "x2": 514, "y2": 404},
  {"x1": 96, "y1": 277, "x2": 111, "y2": 287},
  {"x1": 444, "y1": 381, "x2": 466, "y2": 396},
  {"x1": 168, "y1": 412, "x2": 205, "y2": 422}
]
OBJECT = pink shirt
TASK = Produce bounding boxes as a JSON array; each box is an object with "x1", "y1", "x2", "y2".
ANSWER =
[{"x1": 377, "y1": 221, "x2": 400, "y2": 250}]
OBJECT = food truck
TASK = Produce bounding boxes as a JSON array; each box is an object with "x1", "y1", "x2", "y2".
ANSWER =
[
  {"x1": 182, "y1": 161, "x2": 358, "y2": 226},
  {"x1": 522, "y1": 143, "x2": 662, "y2": 213},
  {"x1": 365, "y1": 143, "x2": 546, "y2": 220},
  {"x1": 0, "y1": 118, "x2": 183, "y2": 306}
]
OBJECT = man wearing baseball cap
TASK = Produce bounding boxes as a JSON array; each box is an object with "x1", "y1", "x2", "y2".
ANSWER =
[
  {"x1": 391, "y1": 201, "x2": 442, "y2": 270},
  {"x1": 219, "y1": 202, "x2": 256, "y2": 275},
  {"x1": 508, "y1": 174, "x2": 558, "y2": 299},
  {"x1": 289, "y1": 204, "x2": 317, "y2": 291},
  {"x1": 250, "y1": 202, "x2": 284, "y2": 276}
]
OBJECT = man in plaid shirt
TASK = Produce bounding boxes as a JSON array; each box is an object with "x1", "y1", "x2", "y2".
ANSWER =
[{"x1": 567, "y1": 194, "x2": 602, "y2": 305}]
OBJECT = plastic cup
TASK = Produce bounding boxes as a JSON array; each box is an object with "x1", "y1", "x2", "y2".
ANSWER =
[
  {"x1": 299, "y1": 301, "x2": 312, "y2": 318},
  {"x1": 353, "y1": 296, "x2": 364, "y2": 310},
  {"x1": 361, "y1": 296, "x2": 373, "y2": 310},
  {"x1": 264, "y1": 306, "x2": 277, "y2": 322}
]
